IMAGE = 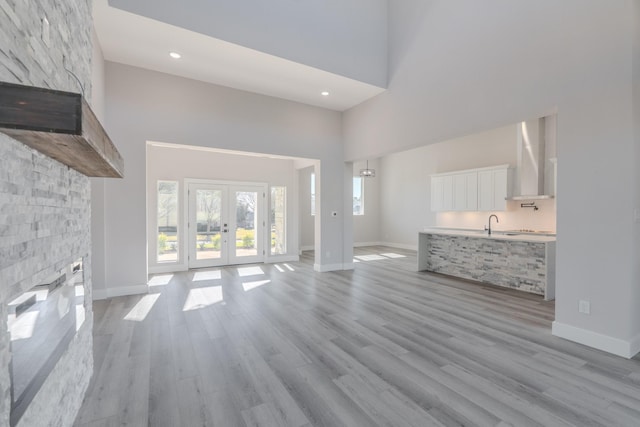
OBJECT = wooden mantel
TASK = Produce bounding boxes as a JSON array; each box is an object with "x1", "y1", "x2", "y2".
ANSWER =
[{"x1": 0, "y1": 82, "x2": 124, "y2": 178}]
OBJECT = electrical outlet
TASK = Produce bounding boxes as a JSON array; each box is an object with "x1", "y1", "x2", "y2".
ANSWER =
[{"x1": 579, "y1": 300, "x2": 590, "y2": 314}]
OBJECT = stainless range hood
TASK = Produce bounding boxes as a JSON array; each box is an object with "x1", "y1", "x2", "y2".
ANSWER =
[{"x1": 506, "y1": 117, "x2": 555, "y2": 200}]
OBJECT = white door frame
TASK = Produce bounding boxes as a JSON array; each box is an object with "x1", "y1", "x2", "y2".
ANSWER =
[{"x1": 184, "y1": 179, "x2": 267, "y2": 269}]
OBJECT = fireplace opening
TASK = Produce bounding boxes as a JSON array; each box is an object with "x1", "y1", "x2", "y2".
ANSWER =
[{"x1": 7, "y1": 258, "x2": 86, "y2": 426}]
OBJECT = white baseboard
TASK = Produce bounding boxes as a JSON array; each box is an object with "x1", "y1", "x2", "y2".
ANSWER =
[
  {"x1": 380, "y1": 241, "x2": 418, "y2": 251},
  {"x1": 314, "y1": 263, "x2": 353, "y2": 272},
  {"x1": 266, "y1": 255, "x2": 299, "y2": 263},
  {"x1": 552, "y1": 321, "x2": 640, "y2": 359},
  {"x1": 353, "y1": 241, "x2": 383, "y2": 247},
  {"x1": 300, "y1": 246, "x2": 314, "y2": 252},
  {"x1": 149, "y1": 263, "x2": 188, "y2": 274},
  {"x1": 93, "y1": 284, "x2": 148, "y2": 301}
]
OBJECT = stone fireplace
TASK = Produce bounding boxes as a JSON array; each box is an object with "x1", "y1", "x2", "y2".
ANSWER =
[{"x1": 0, "y1": 1, "x2": 98, "y2": 426}]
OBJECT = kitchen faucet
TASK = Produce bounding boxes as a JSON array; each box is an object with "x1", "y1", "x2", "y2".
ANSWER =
[{"x1": 486, "y1": 214, "x2": 499, "y2": 235}]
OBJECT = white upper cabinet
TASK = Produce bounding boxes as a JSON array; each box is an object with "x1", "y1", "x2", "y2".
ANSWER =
[
  {"x1": 430, "y1": 176, "x2": 444, "y2": 212},
  {"x1": 453, "y1": 172, "x2": 478, "y2": 211},
  {"x1": 431, "y1": 165, "x2": 511, "y2": 212},
  {"x1": 478, "y1": 167, "x2": 511, "y2": 211}
]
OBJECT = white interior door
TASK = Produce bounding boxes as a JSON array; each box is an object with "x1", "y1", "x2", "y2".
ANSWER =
[
  {"x1": 188, "y1": 183, "x2": 229, "y2": 268},
  {"x1": 229, "y1": 185, "x2": 265, "y2": 265},
  {"x1": 188, "y1": 181, "x2": 266, "y2": 268}
]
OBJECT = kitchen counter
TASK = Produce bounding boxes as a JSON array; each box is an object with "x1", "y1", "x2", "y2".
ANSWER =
[
  {"x1": 420, "y1": 227, "x2": 556, "y2": 243},
  {"x1": 418, "y1": 228, "x2": 556, "y2": 300}
]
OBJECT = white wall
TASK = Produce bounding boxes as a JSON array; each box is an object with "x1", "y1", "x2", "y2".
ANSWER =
[
  {"x1": 99, "y1": 62, "x2": 352, "y2": 298},
  {"x1": 298, "y1": 160, "x2": 381, "y2": 248},
  {"x1": 90, "y1": 27, "x2": 107, "y2": 294},
  {"x1": 378, "y1": 124, "x2": 556, "y2": 248},
  {"x1": 108, "y1": 0, "x2": 388, "y2": 87},
  {"x1": 353, "y1": 159, "x2": 381, "y2": 245},
  {"x1": 632, "y1": 0, "x2": 640, "y2": 337},
  {"x1": 146, "y1": 145, "x2": 299, "y2": 271},
  {"x1": 344, "y1": 0, "x2": 640, "y2": 357},
  {"x1": 298, "y1": 166, "x2": 315, "y2": 250}
]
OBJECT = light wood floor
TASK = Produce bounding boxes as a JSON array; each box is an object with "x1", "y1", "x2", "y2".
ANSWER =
[{"x1": 75, "y1": 246, "x2": 640, "y2": 427}]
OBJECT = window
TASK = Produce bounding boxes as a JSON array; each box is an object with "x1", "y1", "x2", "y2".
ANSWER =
[
  {"x1": 157, "y1": 181, "x2": 179, "y2": 263},
  {"x1": 310, "y1": 173, "x2": 316, "y2": 216},
  {"x1": 353, "y1": 177, "x2": 364, "y2": 215},
  {"x1": 270, "y1": 186, "x2": 286, "y2": 255}
]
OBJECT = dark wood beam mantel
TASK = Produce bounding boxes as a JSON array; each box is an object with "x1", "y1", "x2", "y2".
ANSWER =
[{"x1": 0, "y1": 82, "x2": 124, "y2": 178}]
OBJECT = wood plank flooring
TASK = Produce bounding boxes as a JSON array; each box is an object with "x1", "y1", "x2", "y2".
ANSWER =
[{"x1": 74, "y1": 246, "x2": 640, "y2": 427}]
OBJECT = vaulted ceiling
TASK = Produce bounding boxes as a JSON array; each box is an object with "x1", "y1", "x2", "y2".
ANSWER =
[{"x1": 93, "y1": 0, "x2": 388, "y2": 111}]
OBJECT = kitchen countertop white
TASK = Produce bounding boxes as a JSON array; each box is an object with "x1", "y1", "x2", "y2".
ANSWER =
[{"x1": 421, "y1": 227, "x2": 556, "y2": 243}]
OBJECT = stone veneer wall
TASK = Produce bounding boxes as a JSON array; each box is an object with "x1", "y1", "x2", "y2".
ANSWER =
[
  {"x1": 0, "y1": 1, "x2": 94, "y2": 426},
  {"x1": 424, "y1": 234, "x2": 548, "y2": 295}
]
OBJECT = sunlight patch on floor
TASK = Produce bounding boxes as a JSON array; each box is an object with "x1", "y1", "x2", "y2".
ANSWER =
[
  {"x1": 124, "y1": 294, "x2": 160, "y2": 321},
  {"x1": 148, "y1": 274, "x2": 173, "y2": 287},
  {"x1": 183, "y1": 286, "x2": 223, "y2": 311},
  {"x1": 242, "y1": 280, "x2": 271, "y2": 292},
  {"x1": 354, "y1": 254, "x2": 387, "y2": 261},
  {"x1": 192, "y1": 270, "x2": 222, "y2": 281},
  {"x1": 237, "y1": 266, "x2": 265, "y2": 277},
  {"x1": 380, "y1": 253, "x2": 406, "y2": 259},
  {"x1": 283, "y1": 263, "x2": 295, "y2": 271}
]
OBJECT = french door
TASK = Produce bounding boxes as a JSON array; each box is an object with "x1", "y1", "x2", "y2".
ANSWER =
[{"x1": 188, "y1": 181, "x2": 266, "y2": 268}]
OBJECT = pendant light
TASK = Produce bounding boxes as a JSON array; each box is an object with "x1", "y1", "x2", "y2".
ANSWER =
[{"x1": 359, "y1": 160, "x2": 375, "y2": 178}]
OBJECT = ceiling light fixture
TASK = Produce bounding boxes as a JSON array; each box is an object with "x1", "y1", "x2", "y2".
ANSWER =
[
  {"x1": 360, "y1": 160, "x2": 376, "y2": 178},
  {"x1": 321, "y1": 91, "x2": 329, "y2": 96},
  {"x1": 169, "y1": 51, "x2": 182, "y2": 59}
]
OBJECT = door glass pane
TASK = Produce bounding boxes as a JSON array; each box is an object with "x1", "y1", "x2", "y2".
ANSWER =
[
  {"x1": 157, "y1": 181, "x2": 178, "y2": 263},
  {"x1": 271, "y1": 187, "x2": 286, "y2": 255},
  {"x1": 196, "y1": 189, "x2": 222, "y2": 260},
  {"x1": 236, "y1": 191, "x2": 257, "y2": 257}
]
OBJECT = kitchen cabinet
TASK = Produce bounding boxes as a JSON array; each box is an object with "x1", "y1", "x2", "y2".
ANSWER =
[
  {"x1": 478, "y1": 167, "x2": 511, "y2": 211},
  {"x1": 453, "y1": 172, "x2": 478, "y2": 211},
  {"x1": 430, "y1": 175, "x2": 453, "y2": 211},
  {"x1": 431, "y1": 165, "x2": 511, "y2": 212}
]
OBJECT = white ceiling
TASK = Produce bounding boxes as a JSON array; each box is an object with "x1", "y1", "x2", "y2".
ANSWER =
[{"x1": 93, "y1": 0, "x2": 386, "y2": 111}]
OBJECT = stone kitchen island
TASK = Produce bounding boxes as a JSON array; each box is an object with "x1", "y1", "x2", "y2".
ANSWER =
[{"x1": 418, "y1": 228, "x2": 556, "y2": 300}]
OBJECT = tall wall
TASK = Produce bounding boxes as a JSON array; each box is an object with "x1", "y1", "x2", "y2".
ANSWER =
[
  {"x1": 378, "y1": 124, "x2": 557, "y2": 248},
  {"x1": 353, "y1": 159, "x2": 381, "y2": 245},
  {"x1": 99, "y1": 62, "x2": 351, "y2": 298},
  {"x1": 0, "y1": 0, "x2": 95, "y2": 425},
  {"x1": 344, "y1": 0, "x2": 639, "y2": 357},
  {"x1": 144, "y1": 144, "x2": 299, "y2": 278},
  {"x1": 298, "y1": 166, "x2": 315, "y2": 249}
]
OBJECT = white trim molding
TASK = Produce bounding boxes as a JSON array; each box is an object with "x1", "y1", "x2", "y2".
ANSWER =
[
  {"x1": 313, "y1": 263, "x2": 353, "y2": 272},
  {"x1": 380, "y1": 241, "x2": 418, "y2": 251},
  {"x1": 266, "y1": 255, "x2": 300, "y2": 263},
  {"x1": 93, "y1": 284, "x2": 149, "y2": 301},
  {"x1": 149, "y1": 263, "x2": 188, "y2": 274},
  {"x1": 552, "y1": 321, "x2": 640, "y2": 359},
  {"x1": 353, "y1": 241, "x2": 383, "y2": 247}
]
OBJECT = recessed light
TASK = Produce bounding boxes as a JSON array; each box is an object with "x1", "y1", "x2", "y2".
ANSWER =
[
  {"x1": 321, "y1": 91, "x2": 330, "y2": 96},
  {"x1": 169, "y1": 52, "x2": 181, "y2": 59}
]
